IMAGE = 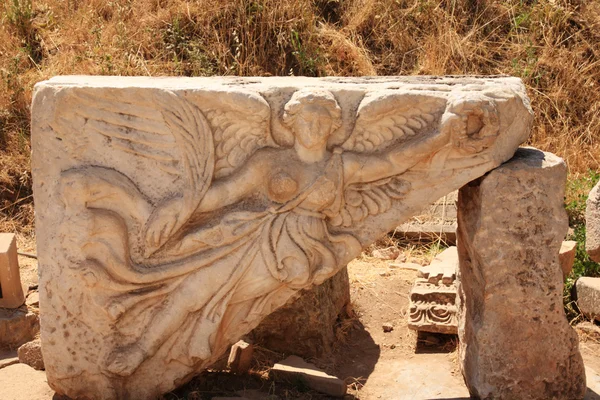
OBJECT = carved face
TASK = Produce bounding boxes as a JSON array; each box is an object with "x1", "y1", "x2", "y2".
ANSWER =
[{"x1": 291, "y1": 104, "x2": 333, "y2": 149}]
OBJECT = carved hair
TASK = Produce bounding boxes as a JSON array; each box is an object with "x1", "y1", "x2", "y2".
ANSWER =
[{"x1": 282, "y1": 90, "x2": 343, "y2": 133}]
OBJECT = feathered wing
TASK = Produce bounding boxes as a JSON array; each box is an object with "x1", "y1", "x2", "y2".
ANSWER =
[
  {"x1": 196, "y1": 91, "x2": 274, "y2": 179},
  {"x1": 53, "y1": 88, "x2": 215, "y2": 257},
  {"x1": 329, "y1": 177, "x2": 411, "y2": 228},
  {"x1": 333, "y1": 91, "x2": 447, "y2": 227},
  {"x1": 342, "y1": 91, "x2": 446, "y2": 153}
]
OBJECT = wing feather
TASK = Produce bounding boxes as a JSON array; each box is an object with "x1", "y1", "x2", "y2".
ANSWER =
[{"x1": 342, "y1": 92, "x2": 447, "y2": 153}]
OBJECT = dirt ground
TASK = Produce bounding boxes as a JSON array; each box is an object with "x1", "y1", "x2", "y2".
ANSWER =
[{"x1": 6, "y1": 251, "x2": 600, "y2": 400}]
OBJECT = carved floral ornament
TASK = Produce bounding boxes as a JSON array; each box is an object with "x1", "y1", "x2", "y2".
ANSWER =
[{"x1": 32, "y1": 77, "x2": 531, "y2": 399}]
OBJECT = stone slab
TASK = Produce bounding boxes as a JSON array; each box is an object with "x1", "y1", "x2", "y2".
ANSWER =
[
  {"x1": 457, "y1": 147, "x2": 586, "y2": 399},
  {"x1": 560, "y1": 240, "x2": 577, "y2": 279},
  {"x1": 577, "y1": 277, "x2": 600, "y2": 322},
  {"x1": 0, "y1": 233, "x2": 26, "y2": 309},
  {"x1": 587, "y1": 181, "x2": 600, "y2": 262},
  {"x1": 31, "y1": 75, "x2": 532, "y2": 399},
  {"x1": 271, "y1": 355, "x2": 346, "y2": 397}
]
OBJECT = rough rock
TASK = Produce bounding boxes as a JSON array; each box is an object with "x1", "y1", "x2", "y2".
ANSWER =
[
  {"x1": 0, "y1": 233, "x2": 26, "y2": 308},
  {"x1": 382, "y1": 322, "x2": 394, "y2": 332},
  {"x1": 0, "y1": 308, "x2": 40, "y2": 349},
  {"x1": 559, "y1": 240, "x2": 577, "y2": 279},
  {"x1": 227, "y1": 340, "x2": 253, "y2": 374},
  {"x1": 271, "y1": 355, "x2": 347, "y2": 397},
  {"x1": 457, "y1": 147, "x2": 586, "y2": 399},
  {"x1": 31, "y1": 76, "x2": 532, "y2": 399},
  {"x1": 250, "y1": 267, "x2": 350, "y2": 358},
  {"x1": 371, "y1": 247, "x2": 400, "y2": 260},
  {"x1": 586, "y1": 181, "x2": 600, "y2": 262},
  {"x1": 18, "y1": 339, "x2": 44, "y2": 370},
  {"x1": 576, "y1": 277, "x2": 600, "y2": 322}
]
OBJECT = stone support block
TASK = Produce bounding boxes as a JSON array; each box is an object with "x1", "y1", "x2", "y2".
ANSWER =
[
  {"x1": 0, "y1": 308, "x2": 39, "y2": 349},
  {"x1": 457, "y1": 148, "x2": 586, "y2": 400},
  {"x1": 559, "y1": 240, "x2": 577, "y2": 279},
  {"x1": 0, "y1": 233, "x2": 26, "y2": 309}
]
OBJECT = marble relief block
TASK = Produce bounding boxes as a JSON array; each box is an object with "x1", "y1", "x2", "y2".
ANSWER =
[{"x1": 31, "y1": 76, "x2": 532, "y2": 399}]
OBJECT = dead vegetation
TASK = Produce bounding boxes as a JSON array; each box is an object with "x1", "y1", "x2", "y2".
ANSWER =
[{"x1": 1, "y1": 0, "x2": 599, "y2": 236}]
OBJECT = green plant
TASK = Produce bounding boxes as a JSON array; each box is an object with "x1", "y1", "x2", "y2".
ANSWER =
[{"x1": 5, "y1": 0, "x2": 43, "y2": 64}]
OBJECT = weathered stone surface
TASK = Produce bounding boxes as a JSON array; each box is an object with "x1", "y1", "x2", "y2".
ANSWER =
[
  {"x1": 0, "y1": 308, "x2": 39, "y2": 349},
  {"x1": 587, "y1": 181, "x2": 600, "y2": 262},
  {"x1": 457, "y1": 148, "x2": 586, "y2": 399},
  {"x1": 250, "y1": 267, "x2": 350, "y2": 358},
  {"x1": 227, "y1": 340, "x2": 253, "y2": 374},
  {"x1": 371, "y1": 246, "x2": 400, "y2": 260},
  {"x1": 560, "y1": 240, "x2": 577, "y2": 279},
  {"x1": 25, "y1": 292, "x2": 39, "y2": 308},
  {"x1": 408, "y1": 246, "x2": 458, "y2": 334},
  {"x1": 0, "y1": 233, "x2": 26, "y2": 309},
  {"x1": 18, "y1": 339, "x2": 44, "y2": 370},
  {"x1": 31, "y1": 76, "x2": 532, "y2": 399},
  {"x1": 576, "y1": 277, "x2": 600, "y2": 322},
  {"x1": 271, "y1": 355, "x2": 346, "y2": 397}
]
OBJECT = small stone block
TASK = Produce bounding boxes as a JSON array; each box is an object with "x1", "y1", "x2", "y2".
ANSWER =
[
  {"x1": 576, "y1": 277, "x2": 600, "y2": 321},
  {"x1": 0, "y1": 233, "x2": 26, "y2": 309},
  {"x1": 227, "y1": 340, "x2": 253, "y2": 373},
  {"x1": 271, "y1": 355, "x2": 347, "y2": 397},
  {"x1": 559, "y1": 240, "x2": 577, "y2": 278},
  {"x1": 18, "y1": 339, "x2": 44, "y2": 370}
]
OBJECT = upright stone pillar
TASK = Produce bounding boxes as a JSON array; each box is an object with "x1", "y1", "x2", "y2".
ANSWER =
[{"x1": 457, "y1": 148, "x2": 586, "y2": 400}]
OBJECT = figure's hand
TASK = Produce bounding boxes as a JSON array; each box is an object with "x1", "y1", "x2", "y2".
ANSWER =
[{"x1": 143, "y1": 197, "x2": 188, "y2": 257}]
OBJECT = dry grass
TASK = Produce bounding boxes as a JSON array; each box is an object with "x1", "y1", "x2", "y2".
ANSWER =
[{"x1": 1, "y1": 0, "x2": 599, "y2": 236}]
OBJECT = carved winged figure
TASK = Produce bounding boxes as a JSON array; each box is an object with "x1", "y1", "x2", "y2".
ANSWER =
[{"x1": 59, "y1": 86, "x2": 499, "y2": 377}]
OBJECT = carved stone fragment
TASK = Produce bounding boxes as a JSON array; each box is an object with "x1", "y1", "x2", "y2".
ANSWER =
[
  {"x1": 31, "y1": 76, "x2": 532, "y2": 399},
  {"x1": 586, "y1": 181, "x2": 600, "y2": 262},
  {"x1": 408, "y1": 246, "x2": 458, "y2": 334},
  {"x1": 0, "y1": 233, "x2": 26, "y2": 309},
  {"x1": 457, "y1": 148, "x2": 586, "y2": 400}
]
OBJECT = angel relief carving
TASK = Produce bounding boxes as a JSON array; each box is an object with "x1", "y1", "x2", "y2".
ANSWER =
[{"x1": 58, "y1": 86, "x2": 500, "y2": 377}]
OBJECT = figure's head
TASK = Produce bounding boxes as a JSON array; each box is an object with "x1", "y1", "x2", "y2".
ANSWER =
[{"x1": 282, "y1": 90, "x2": 342, "y2": 150}]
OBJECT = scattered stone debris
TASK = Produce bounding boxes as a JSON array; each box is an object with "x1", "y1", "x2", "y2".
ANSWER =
[
  {"x1": 586, "y1": 180, "x2": 600, "y2": 262},
  {"x1": 227, "y1": 340, "x2": 253, "y2": 374},
  {"x1": 408, "y1": 246, "x2": 458, "y2": 334},
  {"x1": 559, "y1": 240, "x2": 577, "y2": 279},
  {"x1": 576, "y1": 277, "x2": 600, "y2": 322},
  {"x1": 388, "y1": 261, "x2": 422, "y2": 271},
  {"x1": 18, "y1": 339, "x2": 44, "y2": 371},
  {"x1": 0, "y1": 233, "x2": 27, "y2": 308},
  {"x1": 382, "y1": 322, "x2": 394, "y2": 333},
  {"x1": 0, "y1": 308, "x2": 40, "y2": 349},
  {"x1": 25, "y1": 292, "x2": 39, "y2": 308},
  {"x1": 371, "y1": 247, "x2": 400, "y2": 260},
  {"x1": 271, "y1": 355, "x2": 347, "y2": 397},
  {"x1": 576, "y1": 321, "x2": 600, "y2": 341}
]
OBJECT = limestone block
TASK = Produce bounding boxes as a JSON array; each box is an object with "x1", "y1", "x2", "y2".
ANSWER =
[
  {"x1": 31, "y1": 76, "x2": 532, "y2": 399},
  {"x1": 0, "y1": 233, "x2": 26, "y2": 309},
  {"x1": 408, "y1": 246, "x2": 458, "y2": 334},
  {"x1": 249, "y1": 267, "x2": 350, "y2": 358},
  {"x1": 587, "y1": 181, "x2": 600, "y2": 262},
  {"x1": 457, "y1": 148, "x2": 586, "y2": 400},
  {"x1": 18, "y1": 339, "x2": 44, "y2": 370},
  {"x1": 0, "y1": 308, "x2": 39, "y2": 349},
  {"x1": 560, "y1": 240, "x2": 577, "y2": 279},
  {"x1": 227, "y1": 340, "x2": 253, "y2": 374},
  {"x1": 271, "y1": 355, "x2": 346, "y2": 397},
  {"x1": 576, "y1": 277, "x2": 600, "y2": 322}
]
